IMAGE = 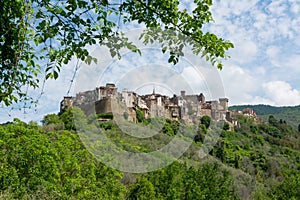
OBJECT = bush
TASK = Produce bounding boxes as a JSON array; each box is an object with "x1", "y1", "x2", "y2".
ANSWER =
[
  {"x1": 200, "y1": 115, "x2": 211, "y2": 129},
  {"x1": 99, "y1": 122, "x2": 114, "y2": 130},
  {"x1": 223, "y1": 122, "x2": 230, "y2": 131},
  {"x1": 97, "y1": 113, "x2": 113, "y2": 119},
  {"x1": 162, "y1": 122, "x2": 174, "y2": 136},
  {"x1": 136, "y1": 109, "x2": 145, "y2": 123}
]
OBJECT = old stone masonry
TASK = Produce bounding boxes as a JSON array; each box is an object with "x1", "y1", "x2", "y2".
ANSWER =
[{"x1": 60, "y1": 83, "x2": 232, "y2": 124}]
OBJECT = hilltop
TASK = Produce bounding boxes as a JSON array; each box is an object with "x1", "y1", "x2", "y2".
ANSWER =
[{"x1": 229, "y1": 104, "x2": 300, "y2": 130}]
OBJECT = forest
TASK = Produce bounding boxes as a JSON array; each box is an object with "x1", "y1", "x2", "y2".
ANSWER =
[
  {"x1": 1, "y1": 106, "x2": 300, "y2": 199},
  {"x1": 229, "y1": 105, "x2": 300, "y2": 131}
]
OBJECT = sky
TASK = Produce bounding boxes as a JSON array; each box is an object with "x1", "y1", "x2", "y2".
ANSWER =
[{"x1": 1, "y1": 0, "x2": 300, "y2": 123}]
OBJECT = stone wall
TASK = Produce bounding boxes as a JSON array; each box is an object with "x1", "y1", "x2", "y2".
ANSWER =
[{"x1": 60, "y1": 84, "x2": 231, "y2": 124}]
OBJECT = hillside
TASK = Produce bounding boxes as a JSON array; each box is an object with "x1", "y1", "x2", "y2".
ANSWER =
[
  {"x1": 1, "y1": 107, "x2": 300, "y2": 199},
  {"x1": 229, "y1": 104, "x2": 300, "y2": 130}
]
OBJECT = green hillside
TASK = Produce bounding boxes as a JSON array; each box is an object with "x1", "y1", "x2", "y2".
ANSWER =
[
  {"x1": 1, "y1": 107, "x2": 300, "y2": 199},
  {"x1": 229, "y1": 104, "x2": 300, "y2": 130}
]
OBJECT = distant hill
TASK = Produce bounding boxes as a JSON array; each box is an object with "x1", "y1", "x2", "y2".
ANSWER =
[{"x1": 229, "y1": 104, "x2": 300, "y2": 130}]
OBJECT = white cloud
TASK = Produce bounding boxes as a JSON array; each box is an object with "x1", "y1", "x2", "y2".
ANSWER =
[
  {"x1": 266, "y1": 0, "x2": 288, "y2": 16},
  {"x1": 220, "y1": 64, "x2": 260, "y2": 105},
  {"x1": 253, "y1": 11, "x2": 268, "y2": 30},
  {"x1": 266, "y1": 45, "x2": 280, "y2": 58},
  {"x1": 266, "y1": 45, "x2": 300, "y2": 72},
  {"x1": 263, "y1": 81, "x2": 300, "y2": 106},
  {"x1": 180, "y1": 67, "x2": 208, "y2": 93},
  {"x1": 255, "y1": 67, "x2": 266, "y2": 75},
  {"x1": 290, "y1": 2, "x2": 300, "y2": 13},
  {"x1": 232, "y1": 40, "x2": 258, "y2": 64},
  {"x1": 266, "y1": 45, "x2": 281, "y2": 67},
  {"x1": 246, "y1": 95, "x2": 274, "y2": 105}
]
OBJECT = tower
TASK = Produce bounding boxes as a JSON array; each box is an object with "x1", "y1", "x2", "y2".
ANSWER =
[
  {"x1": 180, "y1": 90, "x2": 186, "y2": 97},
  {"x1": 199, "y1": 93, "x2": 205, "y2": 103},
  {"x1": 219, "y1": 98, "x2": 229, "y2": 111}
]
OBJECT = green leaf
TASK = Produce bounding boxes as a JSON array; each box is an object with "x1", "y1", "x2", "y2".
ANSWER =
[
  {"x1": 53, "y1": 71, "x2": 59, "y2": 79},
  {"x1": 162, "y1": 46, "x2": 167, "y2": 53},
  {"x1": 85, "y1": 55, "x2": 92, "y2": 65},
  {"x1": 217, "y1": 63, "x2": 223, "y2": 70}
]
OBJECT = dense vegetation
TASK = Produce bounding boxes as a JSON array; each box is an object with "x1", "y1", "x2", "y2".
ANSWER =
[
  {"x1": 210, "y1": 113, "x2": 300, "y2": 199},
  {"x1": 229, "y1": 104, "x2": 300, "y2": 130},
  {"x1": 1, "y1": 107, "x2": 300, "y2": 199},
  {"x1": 0, "y1": 109, "x2": 236, "y2": 199}
]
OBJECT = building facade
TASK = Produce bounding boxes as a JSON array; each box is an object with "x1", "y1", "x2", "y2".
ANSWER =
[{"x1": 60, "y1": 83, "x2": 231, "y2": 123}]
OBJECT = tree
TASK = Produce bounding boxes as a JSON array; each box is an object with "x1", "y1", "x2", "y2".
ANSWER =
[
  {"x1": 136, "y1": 109, "x2": 145, "y2": 123},
  {"x1": 1, "y1": 0, "x2": 233, "y2": 106},
  {"x1": 194, "y1": 123, "x2": 207, "y2": 143},
  {"x1": 200, "y1": 115, "x2": 211, "y2": 129},
  {"x1": 60, "y1": 106, "x2": 87, "y2": 131},
  {"x1": 223, "y1": 121, "x2": 230, "y2": 131},
  {"x1": 144, "y1": 161, "x2": 238, "y2": 199},
  {"x1": 170, "y1": 120, "x2": 180, "y2": 135},
  {"x1": 42, "y1": 113, "x2": 65, "y2": 131},
  {"x1": 0, "y1": 120, "x2": 126, "y2": 199},
  {"x1": 41, "y1": 113, "x2": 62, "y2": 125},
  {"x1": 127, "y1": 177, "x2": 156, "y2": 200},
  {"x1": 268, "y1": 115, "x2": 278, "y2": 126},
  {"x1": 269, "y1": 171, "x2": 300, "y2": 199},
  {"x1": 162, "y1": 122, "x2": 174, "y2": 136}
]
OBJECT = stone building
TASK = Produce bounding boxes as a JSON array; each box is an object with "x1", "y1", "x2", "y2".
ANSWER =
[
  {"x1": 60, "y1": 83, "x2": 230, "y2": 123},
  {"x1": 242, "y1": 108, "x2": 256, "y2": 117},
  {"x1": 98, "y1": 83, "x2": 118, "y2": 100},
  {"x1": 177, "y1": 90, "x2": 229, "y2": 124},
  {"x1": 60, "y1": 83, "x2": 118, "y2": 116},
  {"x1": 140, "y1": 90, "x2": 180, "y2": 121}
]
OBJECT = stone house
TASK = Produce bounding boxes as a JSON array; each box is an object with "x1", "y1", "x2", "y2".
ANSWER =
[{"x1": 60, "y1": 83, "x2": 230, "y2": 124}]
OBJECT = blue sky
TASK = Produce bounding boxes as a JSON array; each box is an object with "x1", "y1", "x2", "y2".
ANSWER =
[
  {"x1": 1, "y1": 0, "x2": 300, "y2": 123},
  {"x1": 207, "y1": 0, "x2": 300, "y2": 106}
]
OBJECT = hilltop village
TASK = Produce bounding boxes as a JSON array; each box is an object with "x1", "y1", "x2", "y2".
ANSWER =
[{"x1": 60, "y1": 83, "x2": 256, "y2": 124}]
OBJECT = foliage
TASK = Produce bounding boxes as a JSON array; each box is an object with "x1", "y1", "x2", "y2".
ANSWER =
[
  {"x1": 1, "y1": 0, "x2": 233, "y2": 106},
  {"x1": 0, "y1": 120, "x2": 125, "y2": 199},
  {"x1": 136, "y1": 109, "x2": 145, "y2": 123},
  {"x1": 59, "y1": 106, "x2": 87, "y2": 131},
  {"x1": 97, "y1": 113, "x2": 114, "y2": 120},
  {"x1": 2, "y1": 109, "x2": 300, "y2": 199},
  {"x1": 223, "y1": 121, "x2": 230, "y2": 131},
  {"x1": 229, "y1": 104, "x2": 300, "y2": 130},
  {"x1": 200, "y1": 115, "x2": 211, "y2": 129},
  {"x1": 162, "y1": 122, "x2": 174, "y2": 136},
  {"x1": 213, "y1": 113, "x2": 300, "y2": 197},
  {"x1": 41, "y1": 113, "x2": 63, "y2": 125},
  {"x1": 127, "y1": 177, "x2": 156, "y2": 200},
  {"x1": 161, "y1": 119, "x2": 180, "y2": 136},
  {"x1": 41, "y1": 113, "x2": 65, "y2": 131},
  {"x1": 268, "y1": 171, "x2": 300, "y2": 199},
  {"x1": 99, "y1": 121, "x2": 114, "y2": 130},
  {"x1": 144, "y1": 162, "x2": 238, "y2": 199},
  {"x1": 268, "y1": 115, "x2": 277, "y2": 126},
  {"x1": 194, "y1": 115, "x2": 213, "y2": 143},
  {"x1": 0, "y1": 116, "x2": 239, "y2": 199},
  {"x1": 194, "y1": 123, "x2": 207, "y2": 143}
]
